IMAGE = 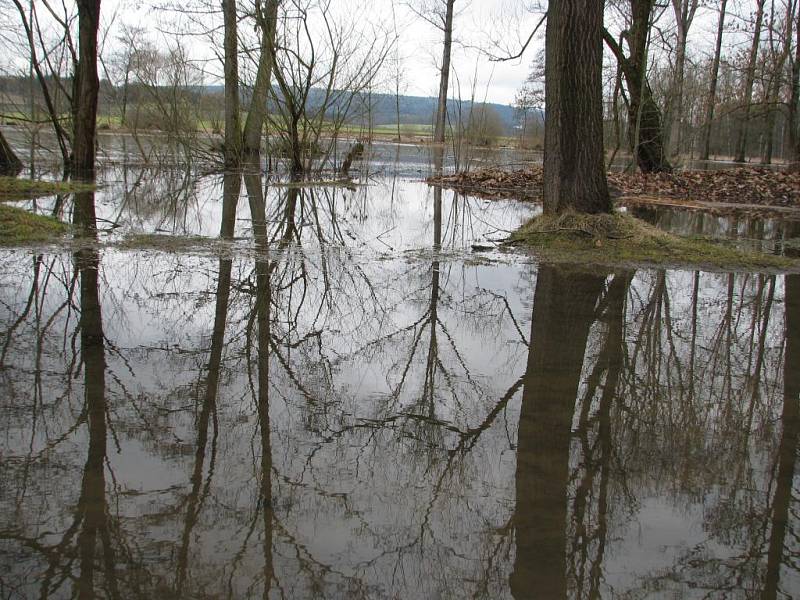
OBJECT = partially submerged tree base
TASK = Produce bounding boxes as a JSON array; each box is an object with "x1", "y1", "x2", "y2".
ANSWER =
[
  {"x1": 0, "y1": 204, "x2": 67, "y2": 244},
  {"x1": 509, "y1": 211, "x2": 799, "y2": 271}
]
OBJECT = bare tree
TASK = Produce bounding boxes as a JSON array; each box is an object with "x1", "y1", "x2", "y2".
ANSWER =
[
  {"x1": 410, "y1": 0, "x2": 456, "y2": 150},
  {"x1": 222, "y1": 0, "x2": 242, "y2": 166},
  {"x1": 603, "y1": 0, "x2": 673, "y2": 173},
  {"x1": 700, "y1": 0, "x2": 728, "y2": 161},
  {"x1": 242, "y1": 0, "x2": 279, "y2": 159},
  {"x1": 733, "y1": 0, "x2": 766, "y2": 163},
  {"x1": 664, "y1": 0, "x2": 700, "y2": 158}
]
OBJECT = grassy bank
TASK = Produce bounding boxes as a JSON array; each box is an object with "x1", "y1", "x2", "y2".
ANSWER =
[
  {"x1": 510, "y1": 212, "x2": 799, "y2": 271},
  {"x1": 0, "y1": 204, "x2": 67, "y2": 244},
  {"x1": 0, "y1": 177, "x2": 96, "y2": 202}
]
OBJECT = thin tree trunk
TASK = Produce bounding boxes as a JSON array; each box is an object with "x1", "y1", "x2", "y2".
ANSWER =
[
  {"x1": 544, "y1": 0, "x2": 610, "y2": 214},
  {"x1": 665, "y1": 0, "x2": 699, "y2": 158},
  {"x1": 0, "y1": 129, "x2": 22, "y2": 176},
  {"x1": 223, "y1": 0, "x2": 242, "y2": 166},
  {"x1": 763, "y1": 0, "x2": 796, "y2": 164},
  {"x1": 734, "y1": 0, "x2": 766, "y2": 163},
  {"x1": 433, "y1": 0, "x2": 455, "y2": 146},
  {"x1": 242, "y1": 0, "x2": 279, "y2": 159},
  {"x1": 72, "y1": 0, "x2": 101, "y2": 179},
  {"x1": 789, "y1": 7, "x2": 800, "y2": 167},
  {"x1": 701, "y1": 0, "x2": 728, "y2": 161}
]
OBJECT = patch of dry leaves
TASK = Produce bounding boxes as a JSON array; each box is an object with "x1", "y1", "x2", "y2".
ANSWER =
[{"x1": 428, "y1": 166, "x2": 800, "y2": 208}]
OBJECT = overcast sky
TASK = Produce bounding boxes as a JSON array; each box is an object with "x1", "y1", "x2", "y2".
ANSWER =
[
  {"x1": 98, "y1": 0, "x2": 544, "y2": 106},
  {"x1": 3, "y1": 0, "x2": 741, "y2": 107}
]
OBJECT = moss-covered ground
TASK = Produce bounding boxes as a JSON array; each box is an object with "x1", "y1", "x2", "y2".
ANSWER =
[{"x1": 509, "y1": 211, "x2": 799, "y2": 271}]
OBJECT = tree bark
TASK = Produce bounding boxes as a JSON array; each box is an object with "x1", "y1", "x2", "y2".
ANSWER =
[
  {"x1": 0, "y1": 130, "x2": 22, "y2": 176},
  {"x1": 603, "y1": 0, "x2": 673, "y2": 173},
  {"x1": 72, "y1": 0, "x2": 101, "y2": 180},
  {"x1": 700, "y1": 0, "x2": 728, "y2": 161},
  {"x1": 433, "y1": 0, "x2": 455, "y2": 146},
  {"x1": 734, "y1": 0, "x2": 766, "y2": 163},
  {"x1": 242, "y1": 0, "x2": 279, "y2": 159},
  {"x1": 223, "y1": 0, "x2": 242, "y2": 166},
  {"x1": 544, "y1": 0, "x2": 610, "y2": 214}
]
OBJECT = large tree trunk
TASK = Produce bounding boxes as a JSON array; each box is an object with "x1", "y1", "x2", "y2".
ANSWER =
[
  {"x1": 603, "y1": 0, "x2": 672, "y2": 173},
  {"x1": 700, "y1": 0, "x2": 728, "y2": 161},
  {"x1": 511, "y1": 266, "x2": 606, "y2": 599},
  {"x1": 223, "y1": 0, "x2": 242, "y2": 167},
  {"x1": 734, "y1": 0, "x2": 766, "y2": 163},
  {"x1": 433, "y1": 0, "x2": 455, "y2": 146},
  {"x1": 0, "y1": 130, "x2": 22, "y2": 176},
  {"x1": 543, "y1": 0, "x2": 610, "y2": 214},
  {"x1": 242, "y1": 0, "x2": 279, "y2": 160},
  {"x1": 72, "y1": 0, "x2": 101, "y2": 180}
]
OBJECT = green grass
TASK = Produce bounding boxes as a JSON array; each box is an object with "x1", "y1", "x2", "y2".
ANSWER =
[
  {"x1": 510, "y1": 211, "x2": 800, "y2": 272},
  {"x1": 0, "y1": 177, "x2": 97, "y2": 202},
  {"x1": 0, "y1": 204, "x2": 67, "y2": 244}
]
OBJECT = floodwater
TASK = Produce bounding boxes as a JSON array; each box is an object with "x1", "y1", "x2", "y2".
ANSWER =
[{"x1": 1, "y1": 141, "x2": 799, "y2": 598}]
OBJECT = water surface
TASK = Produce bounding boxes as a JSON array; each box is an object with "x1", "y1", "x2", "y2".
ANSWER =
[{"x1": 0, "y1": 163, "x2": 798, "y2": 599}]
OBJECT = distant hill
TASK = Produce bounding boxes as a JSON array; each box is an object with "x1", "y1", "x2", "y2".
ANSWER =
[{"x1": 200, "y1": 85, "x2": 519, "y2": 133}]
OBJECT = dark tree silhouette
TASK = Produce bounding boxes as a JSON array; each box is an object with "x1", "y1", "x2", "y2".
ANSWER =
[{"x1": 511, "y1": 266, "x2": 606, "y2": 598}]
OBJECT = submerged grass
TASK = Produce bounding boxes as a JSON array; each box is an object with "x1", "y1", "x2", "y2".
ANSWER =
[
  {"x1": 0, "y1": 177, "x2": 97, "y2": 201},
  {"x1": 0, "y1": 204, "x2": 67, "y2": 244},
  {"x1": 510, "y1": 211, "x2": 800, "y2": 271}
]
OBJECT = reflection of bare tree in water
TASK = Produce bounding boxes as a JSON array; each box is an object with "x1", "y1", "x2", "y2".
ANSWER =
[
  {"x1": 73, "y1": 192, "x2": 120, "y2": 598},
  {"x1": 245, "y1": 168, "x2": 275, "y2": 596},
  {"x1": 175, "y1": 172, "x2": 240, "y2": 595},
  {"x1": 568, "y1": 271, "x2": 633, "y2": 599},
  {"x1": 511, "y1": 266, "x2": 607, "y2": 599}
]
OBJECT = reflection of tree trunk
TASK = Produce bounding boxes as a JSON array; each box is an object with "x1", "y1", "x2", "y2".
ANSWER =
[
  {"x1": 511, "y1": 267, "x2": 606, "y2": 599},
  {"x1": 220, "y1": 173, "x2": 242, "y2": 239},
  {"x1": 74, "y1": 198, "x2": 118, "y2": 598},
  {"x1": 761, "y1": 273, "x2": 800, "y2": 599},
  {"x1": 244, "y1": 168, "x2": 275, "y2": 595},
  {"x1": 176, "y1": 176, "x2": 239, "y2": 593},
  {"x1": 573, "y1": 272, "x2": 632, "y2": 597}
]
